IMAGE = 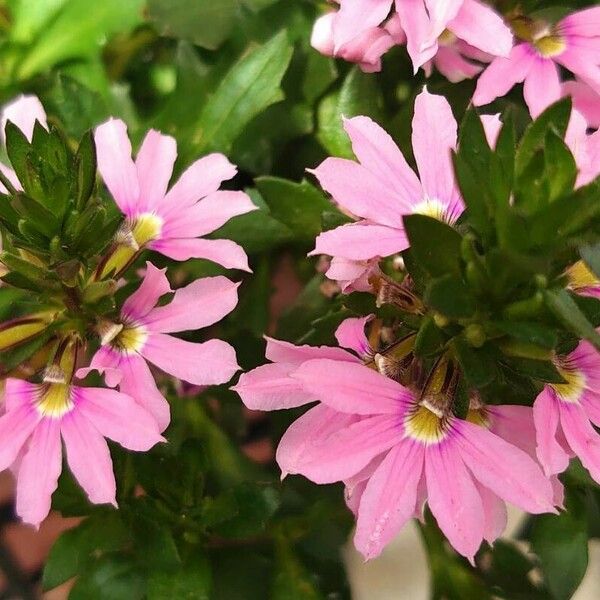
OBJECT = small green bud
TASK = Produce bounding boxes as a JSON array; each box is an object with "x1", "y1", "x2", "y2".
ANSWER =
[
  {"x1": 433, "y1": 312, "x2": 449, "y2": 328},
  {"x1": 464, "y1": 324, "x2": 486, "y2": 348}
]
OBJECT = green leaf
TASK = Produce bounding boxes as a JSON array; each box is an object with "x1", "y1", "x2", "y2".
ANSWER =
[
  {"x1": 15, "y1": 0, "x2": 145, "y2": 80},
  {"x1": 531, "y1": 491, "x2": 589, "y2": 600},
  {"x1": 515, "y1": 98, "x2": 571, "y2": 178},
  {"x1": 544, "y1": 288, "x2": 600, "y2": 350},
  {"x1": 272, "y1": 537, "x2": 324, "y2": 600},
  {"x1": 131, "y1": 514, "x2": 181, "y2": 570},
  {"x1": 544, "y1": 129, "x2": 577, "y2": 202},
  {"x1": 403, "y1": 214, "x2": 463, "y2": 277},
  {"x1": 147, "y1": 553, "x2": 211, "y2": 600},
  {"x1": 414, "y1": 315, "x2": 446, "y2": 358},
  {"x1": 147, "y1": 0, "x2": 239, "y2": 50},
  {"x1": 424, "y1": 274, "x2": 476, "y2": 319},
  {"x1": 502, "y1": 356, "x2": 566, "y2": 383},
  {"x1": 256, "y1": 177, "x2": 331, "y2": 242},
  {"x1": 194, "y1": 31, "x2": 293, "y2": 154},
  {"x1": 493, "y1": 321, "x2": 558, "y2": 349},
  {"x1": 43, "y1": 512, "x2": 129, "y2": 591},
  {"x1": 73, "y1": 130, "x2": 97, "y2": 210},
  {"x1": 452, "y1": 338, "x2": 497, "y2": 388}
]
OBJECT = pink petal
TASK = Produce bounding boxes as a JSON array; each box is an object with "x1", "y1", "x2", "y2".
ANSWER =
[
  {"x1": 161, "y1": 153, "x2": 237, "y2": 213},
  {"x1": 523, "y1": 59, "x2": 561, "y2": 118},
  {"x1": 335, "y1": 315, "x2": 373, "y2": 357},
  {"x1": 448, "y1": 0, "x2": 513, "y2": 57},
  {"x1": 150, "y1": 237, "x2": 251, "y2": 271},
  {"x1": 533, "y1": 389, "x2": 571, "y2": 476},
  {"x1": 94, "y1": 119, "x2": 139, "y2": 217},
  {"x1": 355, "y1": 439, "x2": 423, "y2": 559},
  {"x1": 396, "y1": 0, "x2": 436, "y2": 72},
  {"x1": 342, "y1": 116, "x2": 421, "y2": 204},
  {"x1": 488, "y1": 404, "x2": 536, "y2": 457},
  {"x1": 332, "y1": 0, "x2": 393, "y2": 50},
  {"x1": 425, "y1": 442, "x2": 484, "y2": 563},
  {"x1": 312, "y1": 222, "x2": 407, "y2": 261},
  {"x1": 434, "y1": 45, "x2": 483, "y2": 83},
  {"x1": 559, "y1": 400, "x2": 600, "y2": 484},
  {"x1": 122, "y1": 262, "x2": 172, "y2": 323},
  {"x1": 162, "y1": 191, "x2": 257, "y2": 238},
  {"x1": 559, "y1": 7, "x2": 600, "y2": 37},
  {"x1": 78, "y1": 347, "x2": 124, "y2": 388},
  {"x1": 480, "y1": 114, "x2": 502, "y2": 149},
  {"x1": 16, "y1": 418, "x2": 62, "y2": 527},
  {"x1": 134, "y1": 129, "x2": 177, "y2": 214},
  {"x1": 412, "y1": 88, "x2": 459, "y2": 204},
  {"x1": 311, "y1": 13, "x2": 335, "y2": 56},
  {"x1": 264, "y1": 336, "x2": 357, "y2": 364},
  {"x1": 74, "y1": 386, "x2": 163, "y2": 451},
  {"x1": 1, "y1": 95, "x2": 47, "y2": 142},
  {"x1": 557, "y1": 47, "x2": 600, "y2": 96},
  {"x1": 455, "y1": 420, "x2": 556, "y2": 514},
  {"x1": 325, "y1": 257, "x2": 376, "y2": 292},
  {"x1": 424, "y1": 0, "x2": 463, "y2": 39},
  {"x1": 142, "y1": 333, "x2": 240, "y2": 386},
  {"x1": 61, "y1": 411, "x2": 117, "y2": 507},
  {"x1": 4, "y1": 378, "x2": 39, "y2": 411},
  {"x1": 117, "y1": 354, "x2": 171, "y2": 432},
  {"x1": 282, "y1": 414, "x2": 402, "y2": 483},
  {"x1": 233, "y1": 362, "x2": 315, "y2": 411},
  {"x1": 564, "y1": 79, "x2": 600, "y2": 128},
  {"x1": 310, "y1": 158, "x2": 408, "y2": 227},
  {"x1": 292, "y1": 358, "x2": 409, "y2": 414},
  {"x1": 0, "y1": 163, "x2": 21, "y2": 193},
  {"x1": 0, "y1": 403, "x2": 40, "y2": 471},
  {"x1": 473, "y1": 43, "x2": 536, "y2": 107},
  {"x1": 476, "y1": 483, "x2": 507, "y2": 544},
  {"x1": 145, "y1": 276, "x2": 239, "y2": 333},
  {"x1": 337, "y1": 25, "x2": 395, "y2": 73},
  {"x1": 276, "y1": 404, "x2": 360, "y2": 478}
]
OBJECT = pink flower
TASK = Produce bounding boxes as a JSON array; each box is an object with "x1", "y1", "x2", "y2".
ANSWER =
[
  {"x1": 534, "y1": 342, "x2": 600, "y2": 483},
  {"x1": 565, "y1": 110, "x2": 600, "y2": 188},
  {"x1": 473, "y1": 7, "x2": 600, "y2": 117},
  {"x1": 0, "y1": 377, "x2": 163, "y2": 527},
  {"x1": 563, "y1": 79, "x2": 600, "y2": 128},
  {"x1": 311, "y1": 11, "x2": 396, "y2": 73},
  {"x1": 0, "y1": 95, "x2": 47, "y2": 193},
  {"x1": 310, "y1": 88, "x2": 463, "y2": 290},
  {"x1": 83, "y1": 262, "x2": 241, "y2": 431},
  {"x1": 94, "y1": 119, "x2": 257, "y2": 277},
  {"x1": 289, "y1": 359, "x2": 557, "y2": 562},
  {"x1": 421, "y1": 35, "x2": 490, "y2": 83}
]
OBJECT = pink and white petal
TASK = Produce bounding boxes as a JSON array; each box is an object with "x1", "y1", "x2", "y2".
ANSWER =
[
  {"x1": 142, "y1": 334, "x2": 240, "y2": 386},
  {"x1": 134, "y1": 129, "x2": 177, "y2": 213},
  {"x1": 325, "y1": 257, "x2": 376, "y2": 292},
  {"x1": 1, "y1": 95, "x2": 47, "y2": 142},
  {"x1": 161, "y1": 153, "x2": 237, "y2": 212},
  {"x1": 425, "y1": 442, "x2": 484, "y2": 563},
  {"x1": 162, "y1": 191, "x2": 257, "y2": 239},
  {"x1": 264, "y1": 337, "x2": 357, "y2": 364},
  {"x1": 476, "y1": 483, "x2": 507, "y2": 544},
  {"x1": 333, "y1": 0, "x2": 393, "y2": 50},
  {"x1": 94, "y1": 119, "x2": 139, "y2": 217},
  {"x1": 0, "y1": 163, "x2": 22, "y2": 193},
  {"x1": 335, "y1": 315, "x2": 373, "y2": 357},
  {"x1": 342, "y1": 116, "x2": 421, "y2": 204},
  {"x1": 4, "y1": 378, "x2": 39, "y2": 411},
  {"x1": 16, "y1": 418, "x2": 62, "y2": 528},
  {"x1": 233, "y1": 362, "x2": 316, "y2": 411},
  {"x1": 311, "y1": 13, "x2": 335, "y2": 56},
  {"x1": 312, "y1": 222, "x2": 407, "y2": 261},
  {"x1": 122, "y1": 262, "x2": 171, "y2": 323},
  {"x1": 292, "y1": 358, "x2": 409, "y2": 414},
  {"x1": 145, "y1": 276, "x2": 239, "y2": 333},
  {"x1": 0, "y1": 404, "x2": 40, "y2": 471},
  {"x1": 533, "y1": 389, "x2": 571, "y2": 476},
  {"x1": 77, "y1": 346, "x2": 124, "y2": 388},
  {"x1": 434, "y1": 46, "x2": 483, "y2": 83},
  {"x1": 473, "y1": 44, "x2": 536, "y2": 107},
  {"x1": 150, "y1": 237, "x2": 251, "y2": 272},
  {"x1": 412, "y1": 88, "x2": 458, "y2": 204},
  {"x1": 284, "y1": 414, "x2": 402, "y2": 483},
  {"x1": 74, "y1": 386, "x2": 163, "y2": 451},
  {"x1": 480, "y1": 114, "x2": 502, "y2": 149},
  {"x1": 448, "y1": 0, "x2": 513, "y2": 58},
  {"x1": 523, "y1": 59, "x2": 562, "y2": 118},
  {"x1": 355, "y1": 439, "x2": 424, "y2": 559},
  {"x1": 455, "y1": 420, "x2": 556, "y2": 514},
  {"x1": 276, "y1": 404, "x2": 360, "y2": 478},
  {"x1": 310, "y1": 158, "x2": 408, "y2": 226},
  {"x1": 559, "y1": 7, "x2": 600, "y2": 37},
  {"x1": 395, "y1": 0, "x2": 433, "y2": 72},
  {"x1": 558, "y1": 401, "x2": 600, "y2": 485},
  {"x1": 61, "y1": 411, "x2": 117, "y2": 507},
  {"x1": 118, "y1": 354, "x2": 171, "y2": 432},
  {"x1": 423, "y1": 0, "x2": 463, "y2": 40}
]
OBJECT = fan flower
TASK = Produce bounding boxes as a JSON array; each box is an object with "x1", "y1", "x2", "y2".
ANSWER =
[
  {"x1": 83, "y1": 262, "x2": 241, "y2": 431},
  {"x1": 473, "y1": 7, "x2": 600, "y2": 117},
  {"x1": 0, "y1": 375, "x2": 163, "y2": 527},
  {"x1": 310, "y1": 88, "x2": 463, "y2": 291},
  {"x1": 534, "y1": 342, "x2": 600, "y2": 483},
  {"x1": 94, "y1": 119, "x2": 257, "y2": 279}
]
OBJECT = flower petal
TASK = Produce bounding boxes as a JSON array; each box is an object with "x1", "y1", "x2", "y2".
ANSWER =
[
  {"x1": 122, "y1": 262, "x2": 172, "y2": 323},
  {"x1": 523, "y1": 58, "x2": 561, "y2": 118},
  {"x1": 533, "y1": 389, "x2": 571, "y2": 476},
  {"x1": 1, "y1": 95, "x2": 47, "y2": 142},
  {"x1": 0, "y1": 401, "x2": 40, "y2": 471},
  {"x1": 335, "y1": 315, "x2": 373, "y2": 357},
  {"x1": 61, "y1": 411, "x2": 117, "y2": 507},
  {"x1": 332, "y1": 0, "x2": 393, "y2": 50},
  {"x1": 476, "y1": 483, "x2": 507, "y2": 544},
  {"x1": 264, "y1": 337, "x2": 357, "y2": 364}
]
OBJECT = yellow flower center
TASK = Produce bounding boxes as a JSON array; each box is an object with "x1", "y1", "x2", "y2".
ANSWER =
[
  {"x1": 566, "y1": 261, "x2": 599, "y2": 291},
  {"x1": 113, "y1": 324, "x2": 148, "y2": 354},
  {"x1": 438, "y1": 29, "x2": 457, "y2": 46},
  {"x1": 132, "y1": 213, "x2": 163, "y2": 247},
  {"x1": 404, "y1": 405, "x2": 448, "y2": 444},
  {"x1": 37, "y1": 383, "x2": 73, "y2": 417},
  {"x1": 551, "y1": 365, "x2": 586, "y2": 403},
  {"x1": 533, "y1": 33, "x2": 566, "y2": 58},
  {"x1": 413, "y1": 198, "x2": 448, "y2": 222}
]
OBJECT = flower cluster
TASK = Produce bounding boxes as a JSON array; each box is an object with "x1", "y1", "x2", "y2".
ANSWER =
[{"x1": 0, "y1": 96, "x2": 254, "y2": 527}]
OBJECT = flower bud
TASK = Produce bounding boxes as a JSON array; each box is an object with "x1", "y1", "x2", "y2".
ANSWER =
[{"x1": 0, "y1": 312, "x2": 55, "y2": 351}]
